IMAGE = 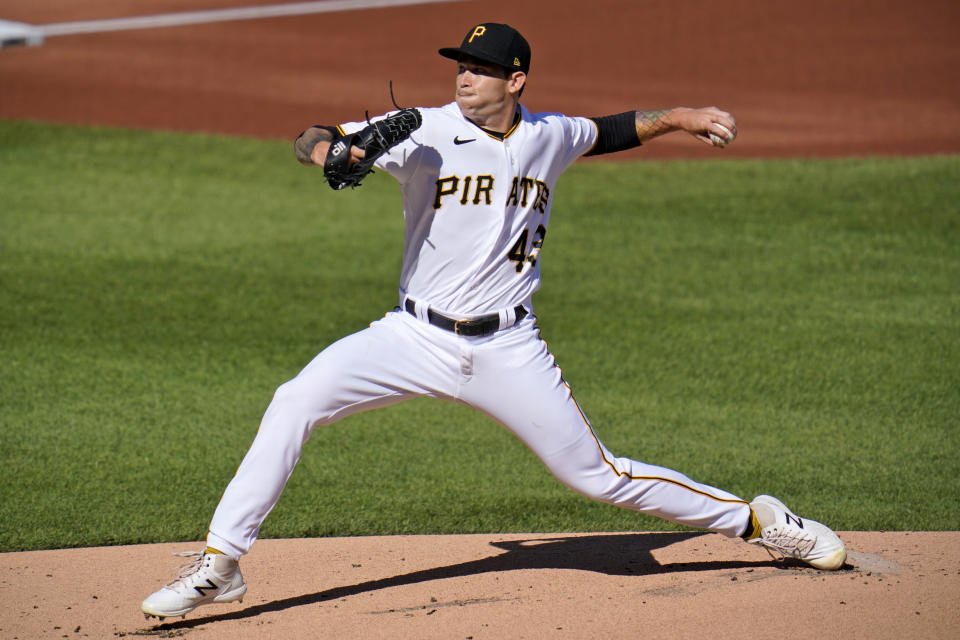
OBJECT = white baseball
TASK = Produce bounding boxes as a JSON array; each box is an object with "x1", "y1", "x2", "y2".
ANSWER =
[{"x1": 709, "y1": 123, "x2": 735, "y2": 147}]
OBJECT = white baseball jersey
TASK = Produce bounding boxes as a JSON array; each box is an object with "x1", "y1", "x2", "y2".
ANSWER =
[
  {"x1": 339, "y1": 102, "x2": 597, "y2": 316},
  {"x1": 206, "y1": 102, "x2": 752, "y2": 559}
]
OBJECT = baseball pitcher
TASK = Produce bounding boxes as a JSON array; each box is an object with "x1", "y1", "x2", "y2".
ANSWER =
[{"x1": 142, "y1": 23, "x2": 845, "y2": 620}]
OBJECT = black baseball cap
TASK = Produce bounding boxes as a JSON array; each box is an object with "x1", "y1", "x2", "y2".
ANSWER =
[{"x1": 438, "y1": 23, "x2": 531, "y2": 74}]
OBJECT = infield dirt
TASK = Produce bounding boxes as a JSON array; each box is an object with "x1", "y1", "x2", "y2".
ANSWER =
[
  {"x1": 1, "y1": 1, "x2": 958, "y2": 638},
  {"x1": 3, "y1": 532, "x2": 959, "y2": 639}
]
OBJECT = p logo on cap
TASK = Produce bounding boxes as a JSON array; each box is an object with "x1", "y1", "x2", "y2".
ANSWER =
[{"x1": 469, "y1": 26, "x2": 486, "y2": 42}]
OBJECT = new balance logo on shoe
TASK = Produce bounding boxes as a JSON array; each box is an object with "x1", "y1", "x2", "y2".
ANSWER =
[
  {"x1": 194, "y1": 579, "x2": 217, "y2": 596},
  {"x1": 785, "y1": 512, "x2": 804, "y2": 528}
]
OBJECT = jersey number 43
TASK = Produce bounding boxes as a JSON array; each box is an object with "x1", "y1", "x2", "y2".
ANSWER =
[{"x1": 507, "y1": 224, "x2": 546, "y2": 273}]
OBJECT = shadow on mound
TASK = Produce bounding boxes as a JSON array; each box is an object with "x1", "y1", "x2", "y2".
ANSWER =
[{"x1": 151, "y1": 532, "x2": 785, "y2": 631}]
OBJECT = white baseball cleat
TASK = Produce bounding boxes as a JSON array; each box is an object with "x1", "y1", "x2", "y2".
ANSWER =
[
  {"x1": 747, "y1": 495, "x2": 847, "y2": 570},
  {"x1": 141, "y1": 551, "x2": 246, "y2": 619}
]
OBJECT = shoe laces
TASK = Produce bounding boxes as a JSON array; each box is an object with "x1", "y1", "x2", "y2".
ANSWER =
[
  {"x1": 755, "y1": 526, "x2": 816, "y2": 561},
  {"x1": 165, "y1": 551, "x2": 206, "y2": 589}
]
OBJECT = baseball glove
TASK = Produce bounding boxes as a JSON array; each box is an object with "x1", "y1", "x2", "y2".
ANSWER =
[{"x1": 323, "y1": 108, "x2": 422, "y2": 190}]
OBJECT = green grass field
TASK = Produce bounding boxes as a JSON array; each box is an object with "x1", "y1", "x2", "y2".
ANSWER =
[{"x1": 1, "y1": 120, "x2": 958, "y2": 552}]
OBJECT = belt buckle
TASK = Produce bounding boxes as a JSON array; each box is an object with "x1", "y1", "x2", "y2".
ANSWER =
[{"x1": 453, "y1": 318, "x2": 466, "y2": 335}]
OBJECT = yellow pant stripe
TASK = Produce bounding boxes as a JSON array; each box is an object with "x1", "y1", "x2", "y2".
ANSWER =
[{"x1": 569, "y1": 392, "x2": 748, "y2": 506}]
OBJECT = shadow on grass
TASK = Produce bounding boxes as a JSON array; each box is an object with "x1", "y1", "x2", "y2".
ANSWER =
[{"x1": 147, "y1": 531, "x2": 788, "y2": 631}]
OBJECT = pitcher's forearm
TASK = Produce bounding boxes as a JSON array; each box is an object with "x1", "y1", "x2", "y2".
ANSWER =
[
  {"x1": 294, "y1": 127, "x2": 335, "y2": 165},
  {"x1": 634, "y1": 108, "x2": 684, "y2": 142}
]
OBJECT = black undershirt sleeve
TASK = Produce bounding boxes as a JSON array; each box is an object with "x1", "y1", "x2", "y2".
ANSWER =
[{"x1": 584, "y1": 111, "x2": 640, "y2": 156}]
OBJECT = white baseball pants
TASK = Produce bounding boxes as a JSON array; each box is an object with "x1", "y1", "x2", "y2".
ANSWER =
[{"x1": 207, "y1": 309, "x2": 751, "y2": 557}]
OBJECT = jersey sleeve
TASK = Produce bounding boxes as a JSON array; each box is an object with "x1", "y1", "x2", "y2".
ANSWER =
[{"x1": 550, "y1": 114, "x2": 599, "y2": 171}]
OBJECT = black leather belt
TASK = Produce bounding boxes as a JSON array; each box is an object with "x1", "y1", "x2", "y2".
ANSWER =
[{"x1": 404, "y1": 298, "x2": 527, "y2": 336}]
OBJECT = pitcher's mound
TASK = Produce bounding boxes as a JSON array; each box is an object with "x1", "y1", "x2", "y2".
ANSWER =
[{"x1": 2, "y1": 531, "x2": 957, "y2": 639}]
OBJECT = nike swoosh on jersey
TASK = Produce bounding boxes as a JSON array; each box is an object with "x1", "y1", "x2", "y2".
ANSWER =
[{"x1": 453, "y1": 137, "x2": 476, "y2": 145}]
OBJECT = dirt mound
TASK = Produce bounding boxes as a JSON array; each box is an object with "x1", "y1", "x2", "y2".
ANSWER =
[{"x1": 3, "y1": 532, "x2": 958, "y2": 639}]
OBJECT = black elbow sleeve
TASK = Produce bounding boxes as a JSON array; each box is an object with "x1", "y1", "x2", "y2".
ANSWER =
[{"x1": 585, "y1": 111, "x2": 640, "y2": 156}]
